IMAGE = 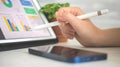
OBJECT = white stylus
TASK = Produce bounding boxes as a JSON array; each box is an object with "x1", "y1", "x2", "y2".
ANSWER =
[{"x1": 32, "y1": 9, "x2": 109, "y2": 30}]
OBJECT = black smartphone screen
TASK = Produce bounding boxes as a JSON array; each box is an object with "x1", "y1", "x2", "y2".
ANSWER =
[
  {"x1": 29, "y1": 45, "x2": 107, "y2": 63},
  {"x1": 51, "y1": 46, "x2": 104, "y2": 58}
]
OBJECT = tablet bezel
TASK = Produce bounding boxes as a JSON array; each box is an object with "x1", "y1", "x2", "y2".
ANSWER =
[{"x1": 0, "y1": 0, "x2": 58, "y2": 50}]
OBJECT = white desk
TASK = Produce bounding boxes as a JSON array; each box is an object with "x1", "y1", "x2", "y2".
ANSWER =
[{"x1": 0, "y1": 39, "x2": 120, "y2": 67}]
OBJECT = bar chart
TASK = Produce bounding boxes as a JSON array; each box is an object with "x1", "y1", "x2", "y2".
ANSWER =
[
  {"x1": 3, "y1": 16, "x2": 19, "y2": 32},
  {"x1": 2, "y1": 15, "x2": 31, "y2": 32},
  {"x1": 20, "y1": 21, "x2": 31, "y2": 31},
  {"x1": 0, "y1": 0, "x2": 51, "y2": 39}
]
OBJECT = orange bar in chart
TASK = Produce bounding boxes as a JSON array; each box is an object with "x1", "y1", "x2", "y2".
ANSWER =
[
  {"x1": 11, "y1": 22, "x2": 17, "y2": 31},
  {"x1": 28, "y1": 15, "x2": 39, "y2": 18},
  {"x1": 20, "y1": 21, "x2": 26, "y2": 31}
]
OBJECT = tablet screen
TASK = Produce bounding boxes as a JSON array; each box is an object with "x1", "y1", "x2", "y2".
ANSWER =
[{"x1": 0, "y1": 0, "x2": 56, "y2": 44}]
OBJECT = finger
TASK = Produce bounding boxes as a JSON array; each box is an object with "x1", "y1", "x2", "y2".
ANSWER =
[
  {"x1": 57, "y1": 7, "x2": 84, "y2": 16},
  {"x1": 56, "y1": 11, "x2": 66, "y2": 22},
  {"x1": 60, "y1": 25, "x2": 75, "y2": 39},
  {"x1": 69, "y1": 7, "x2": 84, "y2": 16},
  {"x1": 61, "y1": 12, "x2": 82, "y2": 31},
  {"x1": 62, "y1": 29, "x2": 75, "y2": 36},
  {"x1": 60, "y1": 23, "x2": 75, "y2": 33},
  {"x1": 63, "y1": 32, "x2": 75, "y2": 39}
]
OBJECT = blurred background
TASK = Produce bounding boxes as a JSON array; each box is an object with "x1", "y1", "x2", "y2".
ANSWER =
[{"x1": 38, "y1": 0, "x2": 120, "y2": 29}]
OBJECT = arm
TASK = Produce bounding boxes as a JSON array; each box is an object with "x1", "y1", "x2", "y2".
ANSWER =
[
  {"x1": 95, "y1": 28, "x2": 120, "y2": 47},
  {"x1": 56, "y1": 7, "x2": 120, "y2": 47},
  {"x1": 75, "y1": 28, "x2": 120, "y2": 47}
]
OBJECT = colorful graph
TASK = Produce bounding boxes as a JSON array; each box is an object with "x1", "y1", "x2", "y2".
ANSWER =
[
  {"x1": 1, "y1": 0, "x2": 13, "y2": 8},
  {"x1": 3, "y1": 16, "x2": 31, "y2": 32},
  {"x1": 3, "y1": 16, "x2": 19, "y2": 32},
  {"x1": 20, "y1": 21, "x2": 31, "y2": 31}
]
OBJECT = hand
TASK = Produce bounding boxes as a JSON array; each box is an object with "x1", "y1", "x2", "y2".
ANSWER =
[
  {"x1": 56, "y1": 7, "x2": 120, "y2": 47},
  {"x1": 56, "y1": 7, "x2": 84, "y2": 39},
  {"x1": 56, "y1": 7, "x2": 100, "y2": 46}
]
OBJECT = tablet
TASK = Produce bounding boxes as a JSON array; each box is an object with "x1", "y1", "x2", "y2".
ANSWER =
[
  {"x1": 0, "y1": 0, "x2": 58, "y2": 50},
  {"x1": 29, "y1": 45, "x2": 107, "y2": 63}
]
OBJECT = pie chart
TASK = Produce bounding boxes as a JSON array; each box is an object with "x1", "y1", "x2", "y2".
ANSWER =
[{"x1": 2, "y1": 0, "x2": 13, "y2": 8}]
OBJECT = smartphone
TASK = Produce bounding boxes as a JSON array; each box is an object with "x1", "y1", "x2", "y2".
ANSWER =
[{"x1": 28, "y1": 45, "x2": 107, "y2": 63}]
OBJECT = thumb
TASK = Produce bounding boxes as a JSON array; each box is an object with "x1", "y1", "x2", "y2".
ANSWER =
[{"x1": 62, "y1": 12, "x2": 82, "y2": 31}]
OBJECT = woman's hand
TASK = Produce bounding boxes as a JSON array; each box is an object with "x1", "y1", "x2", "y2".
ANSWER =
[
  {"x1": 56, "y1": 7, "x2": 84, "y2": 39},
  {"x1": 56, "y1": 7, "x2": 101, "y2": 46},
  {"x1": 56, "y1": 7, "x2": 120, "y2": 47}
]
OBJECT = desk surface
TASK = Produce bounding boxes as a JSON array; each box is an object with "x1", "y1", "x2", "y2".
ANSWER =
[{"x1": 0, "y1": 39, "x2": 120, "y2": 67}]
